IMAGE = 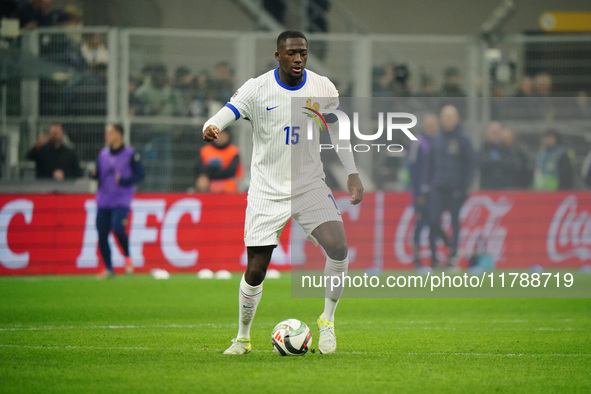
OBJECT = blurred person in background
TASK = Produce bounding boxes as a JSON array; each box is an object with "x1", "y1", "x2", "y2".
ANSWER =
[
  {"x1": 195, "y1": 130, "x2": 242, "y2": 193},
  {"x1": 419, "y1": 75, "x2": 437, "y2": 97},
  {"x1": 134, "y1": 64, "x2": 184, "y2": 117},
  {"x1": 514, "y1": 76, "x2": 534, "y2": 97},
  {"x1": 372, "y1": 63, "x2": 396, "y2": 97},
  {"x1": 210, "y1": 62, "x2": 235, "y2": 106},
  {"x1": 501, "y1": 126, "x2": 532, "y2": 189},
  {"x1": 18, "y1": 0, "x2": 54, "y2": 29},
  {"x1": 572, "y1": 91, "x2": 590, "y2": 119},
  {"x1": 190, "y1": 71, "x2": 212, "y2": 117},
  {"x1": 427, "y1": 105, "x2": 475, "y2": 268},
  {"x1": 81, "y1": 33, "x2": 109, "y2": 70},
  {"x1": 534, "y1": 72, "x2": 557, "y2": 121},
  {"x1": 393, "y1": 64, "x2": 413, "y2": 97},
  {"x1": 407, "y1": 114, "x2": 447, "y2": 269},
  {"x1": 174, "y1": 66, "x2": 196, "y2": 116},
  {"x1": 439, "y1": 66, "x2": 465, "y2": 97},
  {"x1": 133, "y1": 64, "x2": 183, "y2": 191},
  {"x1": 533, "y1": 129, "x2": 574, "y2": 191},
  {"x1": 534, "y1": 72, "x2": 553, "y2": 97},
  {"x1": 479, "y1": 121, "x2": 514, "y2": 190},
  {"x1": 91, "y1": 124, "x2": 145, "y2": 279},
  {"x1": 27, "y1": 123, "x2": 82, "y2": 180}
]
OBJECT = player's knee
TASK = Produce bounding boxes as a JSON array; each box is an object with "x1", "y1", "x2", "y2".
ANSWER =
[
  {"x1": 326, "y1": 241, "x2": 348, "y2": 261},
  {"x1": 245, "y1": 267, "x2": 266, "y2": 286},
  {"x1": 112, "y1": 226, "x2": 126, "y2": 238}
]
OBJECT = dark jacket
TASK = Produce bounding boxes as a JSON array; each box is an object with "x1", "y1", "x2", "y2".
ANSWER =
[
  {"x1": 27, "y1": 142, "x2": 83, "y2": 179},
  {"x1": 479, "y1": 141, "x2": 516, "y2": 190},
  {"x1": 428, "y1": 125, "x2": 475, "y2": 193},
  {"x1": 407, "y1": 133, "x2": 433, "y2": 197}
]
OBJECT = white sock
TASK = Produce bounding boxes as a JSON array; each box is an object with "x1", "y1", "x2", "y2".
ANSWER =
[
  {"x1": 322, "y1": 255, "x2": 349, "y2": 323},
  {"x1": 236, "y1": 274, "x2": 263, "y2": 340}
]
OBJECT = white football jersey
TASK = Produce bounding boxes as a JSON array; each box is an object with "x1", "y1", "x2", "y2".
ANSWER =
[{"x1": 226, "y1": 68, "x2": 338, "y2": 199}]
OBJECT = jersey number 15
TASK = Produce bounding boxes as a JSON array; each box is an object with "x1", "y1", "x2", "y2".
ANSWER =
[{"x1": 284, "y1": 126, "x2": 300, "y2": 145}]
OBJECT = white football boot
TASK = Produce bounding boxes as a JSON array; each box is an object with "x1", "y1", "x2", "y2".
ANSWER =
[
  {"x1": 317, "y1": 316, "x2": 337, "y2": 354},
  {"x1": 223, "y1": 338, "x2": 251, "y2": 355}
]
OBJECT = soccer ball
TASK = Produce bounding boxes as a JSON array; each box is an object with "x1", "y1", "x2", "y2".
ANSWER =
[{"x1": 271, "y1": 319, "x2": 312, "y2": 356}]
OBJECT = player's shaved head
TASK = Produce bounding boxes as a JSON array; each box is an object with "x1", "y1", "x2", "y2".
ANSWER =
[{"x1": 277, "y1": 30, "x2": 307, "y2": 50}]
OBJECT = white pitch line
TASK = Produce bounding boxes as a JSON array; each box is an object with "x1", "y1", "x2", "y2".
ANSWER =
[
  {"x1": 407, "y1": 352, "x2": 591, "y2": 357},
  {"x1": 0, "y1": 344, "x2": 586, "y2": 357},
  {"x1": 0, "y1": 323, "x2": 234, "y2": 332},
  {"x1": 0, "y1": 344, "x2": 151, "y2": 350},
  {"x1": 0, "y1": 344, "x2": 376, "y2": 355},
  {"x1": 0, "y1": 324, "x2": 585, "y2": 332}
]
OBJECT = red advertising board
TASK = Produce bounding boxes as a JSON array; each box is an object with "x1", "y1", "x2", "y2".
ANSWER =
[{"x1": 0, "y1": 192, "x2": 590, "y2": 275}]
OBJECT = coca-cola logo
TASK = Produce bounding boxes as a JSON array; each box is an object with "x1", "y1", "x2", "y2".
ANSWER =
[
  {"x1": 394, "y1": 195, "x2": 512, "y2": 264},
  {"x1": 547, "y1": 195, "x2": 591, "y2": 262}
]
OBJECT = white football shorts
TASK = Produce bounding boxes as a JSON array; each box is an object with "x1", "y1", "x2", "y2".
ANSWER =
[{"x1": 244, "y1": 182, "x2": 343, "y2": 247}]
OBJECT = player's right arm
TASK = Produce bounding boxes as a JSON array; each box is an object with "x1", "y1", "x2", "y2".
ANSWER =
[{"x1": 202, "y1": 78, "x2": 257, "y2": 142}]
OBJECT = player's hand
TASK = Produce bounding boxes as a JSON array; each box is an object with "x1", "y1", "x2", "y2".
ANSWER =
[
  {"x1": 115, "y1": 173, "x2": 121, "y2": 184},
  {"x1": 203, "y1": 125, "x2": 219, "y2": 142},
  {"x1": 347, "y1": 173, "x2": 364, "y2": 205}
]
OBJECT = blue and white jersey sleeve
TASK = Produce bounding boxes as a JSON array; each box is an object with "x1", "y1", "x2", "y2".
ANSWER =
[{"x1": 226, "y1": 78, "x2": 257, "y2": 121}]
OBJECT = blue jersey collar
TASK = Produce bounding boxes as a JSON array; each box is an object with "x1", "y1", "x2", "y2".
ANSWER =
[{"x1": 274, "y1": 68, "x2": 307, "y2": 91}]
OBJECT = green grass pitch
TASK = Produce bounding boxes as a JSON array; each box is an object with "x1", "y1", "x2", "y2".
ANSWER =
[{"x1": 1, "y1": 274, "x2": 590, "y2": 393}]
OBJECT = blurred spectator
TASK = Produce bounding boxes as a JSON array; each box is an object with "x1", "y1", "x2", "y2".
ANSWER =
[
  {"x1": 134, "y1": 64, "x2": 184, "y2": 116},
  {"x1": 190, "y1": 71, "x2": 212, "y2": 117},
  {"x1": 372, "y1": 63, "x2": 395, "y2": 97},
  {"x1": 127, "y1": 76, "x2": 142, "y2": 116},
  {"x1": 210, "y1": 62, "x2": 234, "y2": 104},
  {"x1": 534, "y1": 72, "x2": 553, "y2": 96},
  {"x1": 419, "y1": 75, "x2": 437, "y2": 97},
  {"x1": 18, "y1": 0, "x2": 54, "y2": 29},
  {"x1": 173, "y1": 66, "x2": 196, "y2": 116},
  {"x1": 479, "y1": 121, "x2": 514, "y2": 190},
  {"x1": 533, "y1": 129, "x2": 574, "y2": 191},
  {"x1": 427, "y1": 105, "x2": 475, "y2": 267},
  {"x1": 60, "y1": 5, "x2": 82, "y2": 27},
  {"x1": 582, "y1": 148, "x2": 591, "y2": 189},
  {"x1": 501, "y1": 127, "x2": 533, "y2": 189},
  {"x1": 81, "y1": 33, "x2": 109, "y2": 70},
  {"x1": 26, "y1": 123, "x2": 82, "y2": 180},
  {"x1": 407, "y1": 114, "x2": 446, "y2": 268},
  {"x1": 572, "y1": 91, "x2": 590, "y2": 119},
  {"x1": 393, "y1": 64, "x2": 412, "y2": 97},
  {"x1": 133, "y1": 64, "x2": 183, "y2": 191},
  {"x1": 514, "y1": 76, "x2": 534, "y2": 97},
  {"x1": 439, "y1": 67, "x2": 465, "y2": 97},
  {"x1": 195, "y1": 130, "x2": 242, "y2": 193}
]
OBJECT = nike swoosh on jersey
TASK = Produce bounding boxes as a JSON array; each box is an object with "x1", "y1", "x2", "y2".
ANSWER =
[{"x1": 266, "y1": 105, "x2": 279, "y2": 111}]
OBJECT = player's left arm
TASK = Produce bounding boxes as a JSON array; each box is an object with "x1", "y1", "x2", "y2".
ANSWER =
[{"x1": 118, "y1": 152, "x2": 145, "y2": 186}]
